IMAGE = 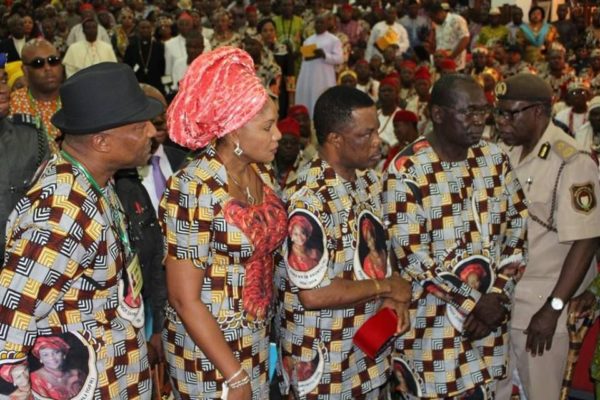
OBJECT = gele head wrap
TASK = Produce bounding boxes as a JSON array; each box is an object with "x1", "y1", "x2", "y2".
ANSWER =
[
  {"x1": 167, "y1": 47, "x2": 268, "y2": 150},
  {"x1": 32, "y1": 336, "x2": 70, "y2": 359}
]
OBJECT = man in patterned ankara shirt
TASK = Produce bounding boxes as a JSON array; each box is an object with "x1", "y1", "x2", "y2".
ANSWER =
[
  {"x1": 275, "y1": 85, "x2": 412, "y2": 399},
  {"x1": 0, "y1": 62, "x2": 163, "y2": 399},
  {"x1": 383, "y1": 74, "x2": 528, "y2": 399}
]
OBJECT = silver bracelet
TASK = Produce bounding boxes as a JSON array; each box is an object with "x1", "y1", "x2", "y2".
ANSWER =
[
  {"x1": 229, "y1": 375, "x2": 250, "y2": 390},
  {"x1": 226, "y1": 367, "x2": 244, "y2": 385}
]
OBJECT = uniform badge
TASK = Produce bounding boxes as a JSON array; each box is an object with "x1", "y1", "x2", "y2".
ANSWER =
[
  {"x1": 495, "y1": 82, "x2": 507, "y2": 97},
  {"x1": 571, "y1": 182, "x2": 596, "y2": 213}
]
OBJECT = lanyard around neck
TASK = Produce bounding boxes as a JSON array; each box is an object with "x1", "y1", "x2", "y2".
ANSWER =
[{"x1": 61, "y1": 150, "x2": 132, "y2": 256}]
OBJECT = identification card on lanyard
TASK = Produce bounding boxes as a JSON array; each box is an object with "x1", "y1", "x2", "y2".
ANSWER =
[{"x1": 126, "y1": 253, "x2": 143, "y2": 299}]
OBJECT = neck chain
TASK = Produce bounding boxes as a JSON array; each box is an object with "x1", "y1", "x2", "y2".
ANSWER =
[
  {"x1": 138, "y1": 38, "x2": 154, "y2": 74},
  {"x1": 228, "y1": 171, "x2": 256, "y2": 205}
]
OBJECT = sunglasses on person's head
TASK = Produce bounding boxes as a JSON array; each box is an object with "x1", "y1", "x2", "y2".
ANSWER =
[{"x1": 24, "y1": 55, "x2": 61, "y2": 69}]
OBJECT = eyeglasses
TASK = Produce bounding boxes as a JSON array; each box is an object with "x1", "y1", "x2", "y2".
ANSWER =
[
  {"x1": 493, "y1": 103, "x2": 541, "y2": 121},
  {"x1": 440, "y1": 105, "x2": 492, "y2": 119},
  {"x1": 24, "y1": 55, "x2": 61, "y2": 69}
]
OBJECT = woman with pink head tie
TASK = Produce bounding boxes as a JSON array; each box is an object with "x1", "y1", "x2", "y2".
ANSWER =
[
  {"x1": 159, "y1": 46, "x2": 287, "y2": 399},
  {"x1": 29, "y1": 336, "x2": 85, "y2": 400},
  {"x1": 287, "y1": 214, "x2": 322, "y2": 272},
  {"x1": 0, "y1": 363, "x2": 31, "y2": 400}
]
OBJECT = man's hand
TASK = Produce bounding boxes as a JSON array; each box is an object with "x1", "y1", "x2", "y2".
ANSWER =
[
  {"x1": 463, "y1": 314, "x2": 492, "y2": 340},
  {"x1": 383, "y1": 275, "x2": 412, "y2": 304},
  {"x1": 471, "y1": 293, "x2": 509, "y2": 330},
  {"x1": 524, "y1": 303, "x2": 561, "y2": 356},
  {"x1": 313, "y1": 48, "x2": 325, "y2": 58},
  {"x1": 381, "y1": 298, "x2": 411, "y2": 335},
  {"x1": 568, "y1": 291, "x2": 596, "y2": 318},
  {"x1": 147, "y1": 333, "x2": 164, "y2": 366}
]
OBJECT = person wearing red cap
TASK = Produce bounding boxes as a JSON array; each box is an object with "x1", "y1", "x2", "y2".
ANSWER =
[
  {"x1": 239, "y1": 5, "x2": 259, "y2": 38},
  {"x1": 383, "y1": 110, "x2": 419, "y2": 170},
  {"x1": 160, "y1": 47, "x2": 287, "y2": 399},
  {"x1": 30, "y1": 336, "x2": 86, "y2": 399},
  {"x1": 377, "y1": 76, "x2": 402, "y2": 148},
  {"x1": 338, "y1": 3, "x2": 367, "y2": 46},
  {"x1": 438, "y1": 57, "x2": 457, "y2": 74},
  {"x1": 406, "y1": 65, "x2": 432, "y2": 135},
  {"x1": 287, "y1": 104, "x2": 319, "y2": 170},
  {"x1": 164, "y1": 10, "x2": 203, "y2": 79},
  {"x1": 0, "y1": 363, "x2": 30, "y2": 400},
  {"x1": 274, "y1": 117, "x2": 302, "y2": 187},
  {"x1": 397, "y1": 59, "x2": 417, "y2": 106}
]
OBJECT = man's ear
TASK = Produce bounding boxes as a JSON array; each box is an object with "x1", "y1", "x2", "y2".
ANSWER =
[
  {"x1": 326, "y1": 131, "x2": 343, "y2": 149},
  {"x1": 90, "y1": 132, "x2": 112, "y2": 154}
]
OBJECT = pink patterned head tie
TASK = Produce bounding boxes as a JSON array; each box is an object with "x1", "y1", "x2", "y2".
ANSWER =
[{"x1": 167, "y1": 46, "x2": 268, "y2": 150}]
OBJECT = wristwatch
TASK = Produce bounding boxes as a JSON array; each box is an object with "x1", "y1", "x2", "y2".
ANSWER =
[{"x1": 547, "y1": 296, "x2": 565, "y2": 311}]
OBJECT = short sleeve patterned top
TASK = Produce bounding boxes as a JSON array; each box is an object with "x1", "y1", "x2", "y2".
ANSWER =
[{"x1": 159, "y1": 145, "x2": 287, "y2": 399}]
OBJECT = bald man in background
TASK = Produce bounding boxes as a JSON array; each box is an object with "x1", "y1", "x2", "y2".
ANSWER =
[{"x1": 9, "y1": 39, "x2": 64, "y2": 151}]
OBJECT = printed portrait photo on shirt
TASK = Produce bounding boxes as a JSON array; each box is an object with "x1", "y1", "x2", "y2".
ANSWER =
[
  {"x1": 11, "y1": 332, "x2": 99, "y2": 400},
  {"x1": 354, "y1": 210, "x2": 390, "y2": 280},
  {"x1": 285, "y1": 210, "x2": 328, "y2": 289},
  {"x1": 391, "y1": 356, "x2": 423, "y2": 398},
  {"x1": 280, "y1": 341, "x2": 325, "y2": 397}
]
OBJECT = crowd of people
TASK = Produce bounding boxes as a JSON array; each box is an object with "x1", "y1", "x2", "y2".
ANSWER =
[{"x1": 1, "y1": 0, "x2": 600, "y2": 399}]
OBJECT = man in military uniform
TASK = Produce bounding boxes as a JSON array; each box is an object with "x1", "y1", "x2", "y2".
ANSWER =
[
  {"x1": 494, "y1": 74, "x2": 600, "y2": 400},
  {"x1": 0, "y1": 65, "x2": 49, "y2": 261}
]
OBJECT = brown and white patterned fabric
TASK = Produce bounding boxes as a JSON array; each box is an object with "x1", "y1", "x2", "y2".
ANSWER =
[
  {"x1": 274, "y1": 156, "x2": 390, "y2": 399},
  {"x1": 159, "y1": 145, "x2": 287, "y2": 399},
  {"x1": 0, "y1": 153, "x2": 151, "y2": 399},
  {"x1": 383, "y1": 138, "x2": 528, "y2": 399}
]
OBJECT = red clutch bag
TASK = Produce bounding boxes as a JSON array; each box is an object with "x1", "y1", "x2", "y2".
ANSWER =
[{"x1": 353, "y1": 307, "x2": 398, "y2": 359}]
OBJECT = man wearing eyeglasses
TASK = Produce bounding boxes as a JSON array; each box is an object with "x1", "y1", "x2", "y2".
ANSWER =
[
  {"x1": 384, "y1": 74, "x2": 528, "y2": 399},
  {"x1": 9, "y1": 39, "x2": 63, "y2": 152},
  {"x1": 494, "y1": 73, "x2": 600, "y2": 400}
]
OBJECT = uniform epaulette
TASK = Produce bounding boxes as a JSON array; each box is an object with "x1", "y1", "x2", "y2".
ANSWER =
[
  {"x1": 9, "y1": 113, "x2": 42, "y2": 130},
  {"x1": 552, "y1": 139, "x2": 578, "y2": 162}
]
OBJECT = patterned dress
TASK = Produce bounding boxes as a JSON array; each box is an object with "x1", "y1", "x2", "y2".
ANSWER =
[
  {"x1": 275, "y1": 156, "x2": 391, "y2": 399},
  {"x1": 383, "y1": 138, "x2": 528, "y2": 399},
  {"x1": 159, "y1": 146, "x2": 287, "y2": 399},
  {"x1": 0, "y1": 153, "x2": 151, "y2": 399}
]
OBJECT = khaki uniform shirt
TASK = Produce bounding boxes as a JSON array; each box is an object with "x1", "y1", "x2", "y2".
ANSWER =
[{"x1": 504, "y1": 123, "x2": 600, "y2": 333}]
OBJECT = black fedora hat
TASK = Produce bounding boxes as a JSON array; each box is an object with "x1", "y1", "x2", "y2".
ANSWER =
[{"x1": 52, "y1": 62, "x2": 164, "y2": 135}]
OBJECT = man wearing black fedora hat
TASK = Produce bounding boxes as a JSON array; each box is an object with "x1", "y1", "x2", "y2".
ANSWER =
[{"x1": 0, "y1": 62, "x2": 163, "y2": 399}]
